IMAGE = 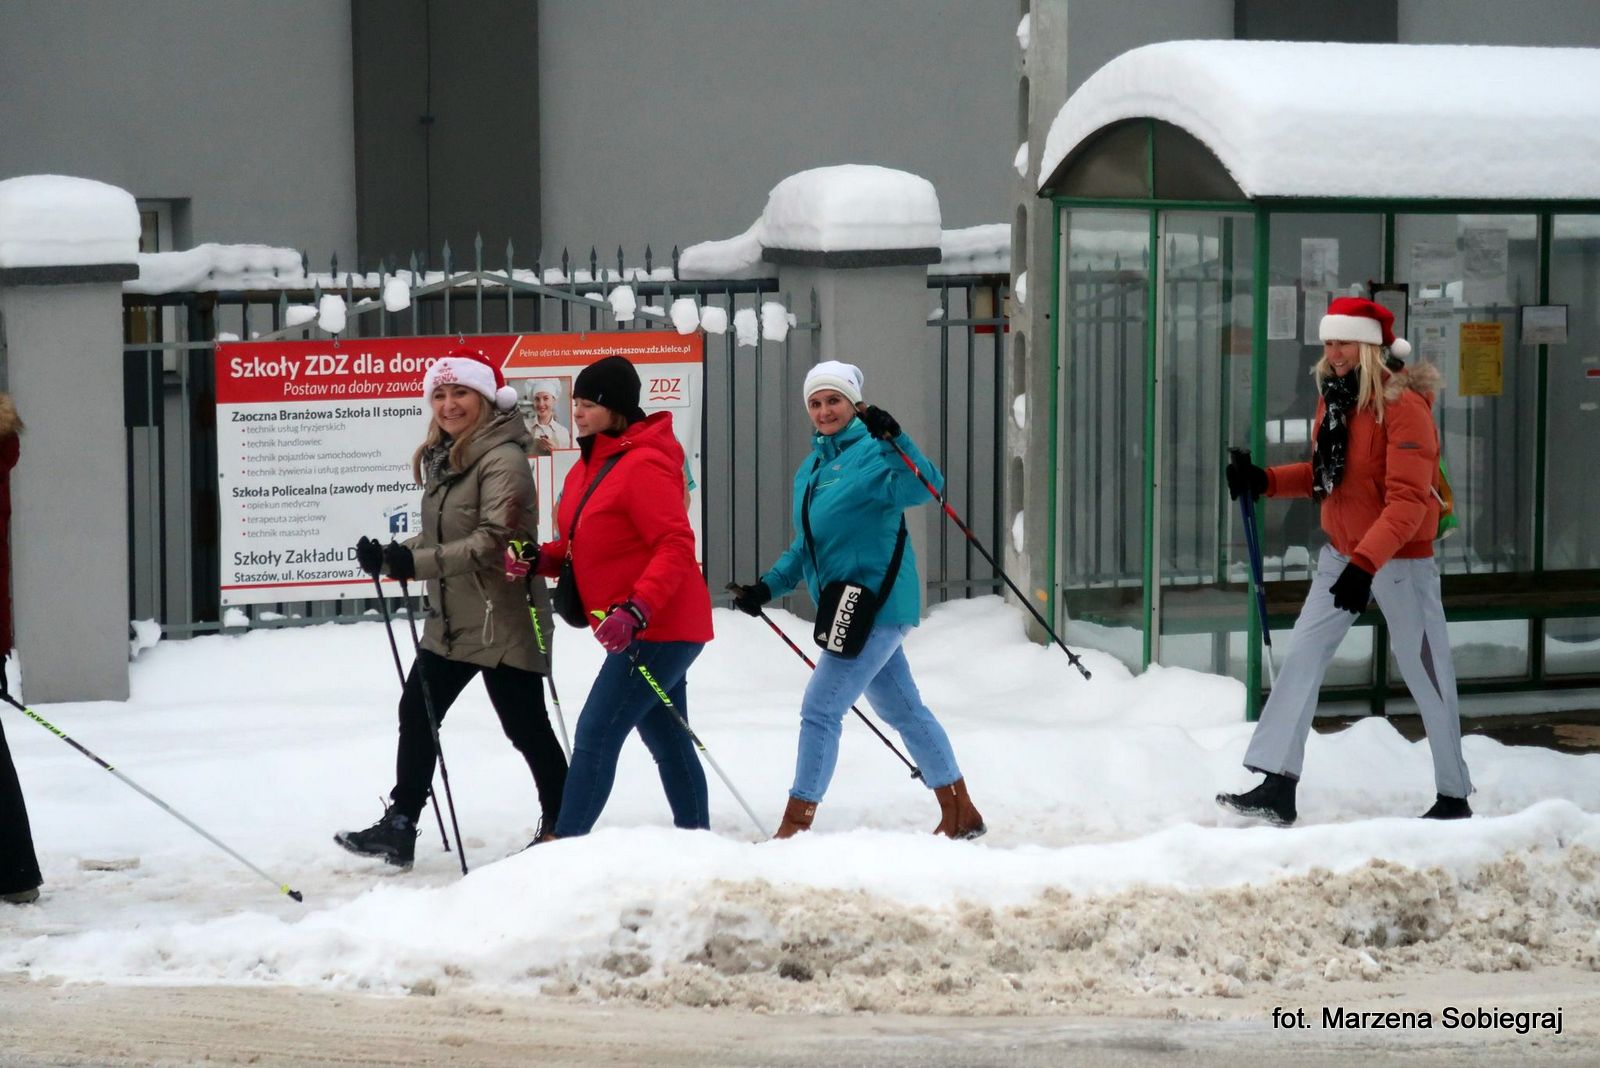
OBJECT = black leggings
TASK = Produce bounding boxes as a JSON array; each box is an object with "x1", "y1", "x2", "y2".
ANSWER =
[
  {"x1": 390, "y1": 649, "x2": 567, "y2": 824},
  {"x1": 0, "y1": 714, "x2": 41, "y2": 894}
]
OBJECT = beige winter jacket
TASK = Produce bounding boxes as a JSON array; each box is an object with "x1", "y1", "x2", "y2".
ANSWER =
[{"x1": 405, "y1": 409, "x2": 554, "y2": 673}]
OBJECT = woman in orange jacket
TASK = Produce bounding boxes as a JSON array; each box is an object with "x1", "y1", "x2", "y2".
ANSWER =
[{"x1": 1217, "y1": 297, "x2": 1471, "y2": 826}]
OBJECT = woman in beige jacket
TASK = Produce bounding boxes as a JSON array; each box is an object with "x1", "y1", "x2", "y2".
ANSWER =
[{"x1": 336, "y1": 351, "x2": 566, "y2": 868}]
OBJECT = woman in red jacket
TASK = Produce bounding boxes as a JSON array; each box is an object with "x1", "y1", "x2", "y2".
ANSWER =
[
  {"x1": 0, "y1": 390, "x2": 42, "y2": 903},
  {"x1": 516, "y1": 356, "x2": 714, "y2": 837},
  {"x1": 1217, "y1": 297, "x2": 1471, "y2": 826}
]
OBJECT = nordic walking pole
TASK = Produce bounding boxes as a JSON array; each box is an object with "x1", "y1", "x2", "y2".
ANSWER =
[
  {"x1": 526, "y1": 588, "x2": 572, "y2": 759},
  {"x1": 369, "y1": 570, "x2": 451, "y2": 853},
  {"x1": 397, "y1": 576, "x2": 469, "y2": 875},
  {"x1": 1231, "y1": 449, "x2": 1277, "y2": 690},
  {"x1": 622, "y1": 639, "x2": 770, "y2": 838},
  {"x1": 0, "y1": 687, "x2": 303, "y2": 903},
  {"x1": 884, "y1": 437, "x2": 1092, "y2": 680},
  {"x1": 725, "y1": 587, "x2": 921, "y2": 780}
]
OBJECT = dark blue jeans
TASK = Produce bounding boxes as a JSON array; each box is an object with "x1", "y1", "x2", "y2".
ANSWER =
[{"x1": 553, "y1": 640, "x2": 709, "y2": 837}]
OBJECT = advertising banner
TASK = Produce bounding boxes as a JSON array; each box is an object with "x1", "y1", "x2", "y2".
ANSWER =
[{"x1": 216, "y1": 332, "x2": 704, "y2": 606}]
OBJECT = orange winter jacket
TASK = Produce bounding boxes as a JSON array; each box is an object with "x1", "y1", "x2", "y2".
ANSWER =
[{"x1": 1266, "y1": 362, "x2": 1443, "y2": 574}]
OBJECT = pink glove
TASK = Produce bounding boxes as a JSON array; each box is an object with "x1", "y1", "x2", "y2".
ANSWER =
[
  {"x1": 594, "y1": 600, "x2": 648, "y2": 653},
  {"x1": 503, "y1": 540, "x2": 539, "y2": 582}
]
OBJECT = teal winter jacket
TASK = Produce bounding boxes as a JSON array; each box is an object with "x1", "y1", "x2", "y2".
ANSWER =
[{"x1": 761, "y1": 416, "x2": 944, "y2": 628}]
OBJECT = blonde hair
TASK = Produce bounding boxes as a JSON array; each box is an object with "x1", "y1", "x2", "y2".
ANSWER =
[
  {"x1": 411, "y1": 396, "x2": 494, "y2": 485},
  {"x1": 1313, "y1": 342, "x2": 1390, "y2": 423}
]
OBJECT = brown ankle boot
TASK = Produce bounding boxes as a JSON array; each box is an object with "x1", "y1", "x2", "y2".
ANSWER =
[
  {"x1": 773, "y1": 796, "x2": 817, "y2": 840},
  {"x1": 932, "y1": 778, "x2": 986, "y2": 840}
]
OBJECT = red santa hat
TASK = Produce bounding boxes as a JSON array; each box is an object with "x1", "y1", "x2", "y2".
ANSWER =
[
  {"x1": 422, "y1": 348, "x2": 518, "y2": 410},
  {"x1": 1319, "y1": 296, "x2": 1412, "y2": 359}
]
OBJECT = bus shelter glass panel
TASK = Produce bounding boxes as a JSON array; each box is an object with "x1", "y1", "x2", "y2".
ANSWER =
[
  {"x1": 1058, "y1": 209, "x2": 1149, "y2": 670},
  {"x1": 1546, "y1": 216, "x2": 1600, "y2": 573},
  {"x1": 1264, "y1": 213, "x2": 1384, "y2": 688},
  {"x1": 1393, "y1": 214, "x2": 1540, "y2": 579},
  {"x1": 1154, "y1": 211, "x2": 1254, "y2": 677},
  {"x1": 1544, "y1": 215, "x2": 1600, "y2": 675}
]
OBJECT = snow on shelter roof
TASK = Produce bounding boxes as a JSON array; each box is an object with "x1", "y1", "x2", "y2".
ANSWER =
[{"x1": 1037, "y1": 41, "x2": 1600, "y2": 201}]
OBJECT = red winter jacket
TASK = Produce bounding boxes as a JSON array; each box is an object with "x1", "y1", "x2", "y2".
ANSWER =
[
  {"x1": 1267, "y1": 362, "x2": 1443, "y2": 574},
  {"x1": 537, "y1": 412, "x2": 713, "y2": 643},
  {"x1": 0, "y1": 393, "x2": 18, "y2": 653}
]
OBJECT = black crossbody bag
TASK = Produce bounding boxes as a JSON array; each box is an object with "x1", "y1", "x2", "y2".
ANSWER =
[
  {"x1": 802, "y1": 458, "x2": 908, "y2": 658},
  {"x1": 551, "y1": 453, "x2": 623, "y2": 627}
]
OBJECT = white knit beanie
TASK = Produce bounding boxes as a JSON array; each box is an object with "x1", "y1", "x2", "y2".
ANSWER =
[{"x1": 802, "y1": 360, "x2": 864, "y2": 407}]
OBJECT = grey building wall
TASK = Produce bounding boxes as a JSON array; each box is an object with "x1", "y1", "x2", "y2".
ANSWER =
[
  {"x1": 351, "y1": 0, "x2": 541, "y2": 269},
  {"x1": 0, "y1": 0, "x2": 357, "y2": 266},
  {"x1": 1399, "y1": 0, "x2": 1600, "y2": 45},
  {"x1": 536, "y1": 0, "x2": 1018, "y2": 261}
]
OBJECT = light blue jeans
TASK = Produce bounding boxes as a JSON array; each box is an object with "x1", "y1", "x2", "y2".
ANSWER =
[{"x1": 790, "y1": 623, "x2": 962, "y2": 802}]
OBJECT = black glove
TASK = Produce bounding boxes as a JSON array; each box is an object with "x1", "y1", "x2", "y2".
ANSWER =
[
  {"x1": 355, "y1": 536, "x2": 385, "y2": 578},
  {"x1": 1225, "y1": 450, "x2": 1268, "y2": 502},
  {"x1": 726, "y1": 581, "x2": 772, "y2": 617},
  {"x1": 1329, "y1": 562, "x2": 1373, "y2": 614},
  {"x1": 383, "y1": 541, "x2": 416, "y2": 583},
  {"x1": 860, "y1": 405, "x2": 901, "y2": 441}
]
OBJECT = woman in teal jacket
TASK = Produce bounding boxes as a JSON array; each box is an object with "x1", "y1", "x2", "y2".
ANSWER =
[{"x1": 731, "y1": 361, "x2": 985, "y2": 840}]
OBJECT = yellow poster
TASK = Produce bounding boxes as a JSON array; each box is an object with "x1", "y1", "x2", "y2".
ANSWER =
[{"x1": 1458, "y1": 321, "x2": 1504, "y2": 397}]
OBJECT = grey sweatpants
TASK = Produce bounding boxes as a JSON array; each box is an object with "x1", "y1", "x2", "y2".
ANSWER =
[{"x1": 1243, "y1": 545, "x2": 1472, "y2": 799}]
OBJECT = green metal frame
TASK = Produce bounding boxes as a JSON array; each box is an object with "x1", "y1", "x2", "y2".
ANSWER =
[{"x1": 1050, "y1": 188, "x2": 1600, "y2": 718}]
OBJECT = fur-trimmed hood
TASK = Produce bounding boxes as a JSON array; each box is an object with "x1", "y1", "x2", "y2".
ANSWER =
[
  {"x1": 0, "y1": 392, "x2": 19, "y2": 438},
  {"x1": 1383, "y1": 360, "x2": 1444, "y2": 402}
]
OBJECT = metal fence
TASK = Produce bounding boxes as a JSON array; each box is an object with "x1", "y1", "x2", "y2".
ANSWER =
[{"x1": 122, "y1": 244, "x2": 1009, "y2": 636}]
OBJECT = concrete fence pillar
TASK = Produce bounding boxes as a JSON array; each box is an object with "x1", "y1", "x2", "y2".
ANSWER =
[{"x1": 0, "y1": 174, "x2": 139, "y2": 703}]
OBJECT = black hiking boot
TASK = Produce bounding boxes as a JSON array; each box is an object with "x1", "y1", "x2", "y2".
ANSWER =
[
  {"x1": 1216, "y1": 772, "x2": 1298, "y2": 827},
  {"x1": 335, "y1": 805, "x2": 417, "y2": 867},
  {"x1": 1420, "y1": 794, "x2": 1472, "y2": 820}
]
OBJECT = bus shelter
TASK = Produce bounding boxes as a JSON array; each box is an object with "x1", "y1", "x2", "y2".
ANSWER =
[{"x1": 1035, "y1": 41, "x2": 1600, "y2": 717}]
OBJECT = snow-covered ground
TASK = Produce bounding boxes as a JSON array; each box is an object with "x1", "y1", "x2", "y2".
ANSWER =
[{"x1": 3, "y1": 597, "x2": 1599, "y2": 1014}]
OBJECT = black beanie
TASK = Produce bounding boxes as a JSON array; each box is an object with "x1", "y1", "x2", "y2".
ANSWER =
[{"x1": 573, "y1": 355, "x2": 645, "y2": 422}]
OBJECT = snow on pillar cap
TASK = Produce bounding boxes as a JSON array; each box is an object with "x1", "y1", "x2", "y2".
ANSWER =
[
  {"x1": 1319, "y1": 296, "x2": 1412, "y2": 359},
  {"x1": 760, "y1": 165, "x2": 941, "y2": 259},
  {"x1": 423, "y1": 348, "x2": 518, "y2": 410},
  {"x1": 0, "y1": 175, "x2": 139, "y2": 268},
  {"x1": 803, "y1": 360, "x2": 864, "y2": 406}
]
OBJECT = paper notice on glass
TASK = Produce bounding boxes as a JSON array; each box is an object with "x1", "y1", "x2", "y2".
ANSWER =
[
  {"x1": 1520, "y1": 304, "x2": 1568, "y2": 345},
  {"x1": 1302, "y1": 289, "x2": 1330, "y2": 346},
  {"x1": 1459, "y1": 321, "x2": 1505, "y2": 397},
  {"x1": 1412, "y1": 297, "x2": 1458, "y2": 376},
  {"x1": 1267, "y1": 285, "x2": 1298, "y2": 340},
  {"x1": 1300, "y1": 238, "x2": 1339, "y2": 291},
  {"x1": 1409, "y1": 242, "x2": 1460, "y2": 288},
  {"x1": 1462, "y1": 228, "x2": 1509, "y2": 307},
  {"x1": 1372, "y1": 285, "x2": 1408, "y2": 338}
]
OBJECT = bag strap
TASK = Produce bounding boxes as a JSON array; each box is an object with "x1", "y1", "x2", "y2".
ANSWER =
[
  {"x1": 800, "y1": 457, "x2": 823, "y2": 575},
  {"x1": 801, "y1": 455, "x2": 909, "y2": 608},
  {"x1": 876, "y1": 519, "x2": 909, "y2": 605},
  {"x1": 564, "y1": 453, "x2": 623, "y2": 549}
]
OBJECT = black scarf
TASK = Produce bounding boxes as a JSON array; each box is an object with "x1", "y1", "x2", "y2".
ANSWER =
[
  {"x1": 1312, "y1": 371, "x2": 1360, "y2": 501},
  {"x1": 422, "y1": 436, "x2": 457, "y2": 486}
]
